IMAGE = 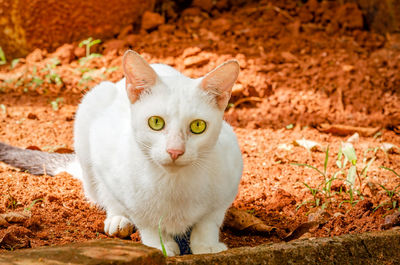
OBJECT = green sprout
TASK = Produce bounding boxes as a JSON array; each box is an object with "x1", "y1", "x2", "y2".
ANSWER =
[
  {"x1": 50, "y1": 97, "x2": 64, "y2": 111},
  {"x1": 158, "y1": 217, "x2": 167, "y2": 257},
  {"x1": 78, "y1": 37, "x2": 102, "y2": 65},
  {"x1": 0, "y1": 47, "x2": 6, "y2": 65}
]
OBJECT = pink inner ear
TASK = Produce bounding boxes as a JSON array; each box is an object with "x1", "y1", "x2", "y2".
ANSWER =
[
  {"x1": 122, "y1": 50, "x2": 157, "y2": 103},
  {"x1": 200, "y1": 60, "x2": 240, "y2": 110}
]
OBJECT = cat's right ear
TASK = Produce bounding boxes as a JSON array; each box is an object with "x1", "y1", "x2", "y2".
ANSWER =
[{"x1": 123, "y1": 50, "x2": 157, "y2": 103}]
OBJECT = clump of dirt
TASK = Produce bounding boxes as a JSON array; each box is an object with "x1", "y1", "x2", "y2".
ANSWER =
[{"x1": 0, "y1": 0, "x2": 399, "y2": 253}]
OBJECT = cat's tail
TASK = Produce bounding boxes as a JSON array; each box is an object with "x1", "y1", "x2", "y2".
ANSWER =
[{"x1": 0, "y1": 142, "x2": 82, "y2": 179}]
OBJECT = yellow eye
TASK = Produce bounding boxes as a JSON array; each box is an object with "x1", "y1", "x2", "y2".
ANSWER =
[
  {"x1": 148, "y1": 116, "x2": 165, "y2": 131},
  {"x1": 190, "y1": 119, "x2": 207, "y2": 134}
]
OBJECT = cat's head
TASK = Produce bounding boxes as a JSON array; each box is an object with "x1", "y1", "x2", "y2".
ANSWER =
[{"x1": 122, "y1": 50, "x2": 239, "y2": 169}]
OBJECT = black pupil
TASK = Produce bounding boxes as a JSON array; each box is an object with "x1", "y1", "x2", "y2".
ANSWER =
[
  {"x1": 196, "y1": 121, "x2": 200, "y2": 127},
  {"x1": 155, "y1": 118, "x2": 159, "y2": 124}
]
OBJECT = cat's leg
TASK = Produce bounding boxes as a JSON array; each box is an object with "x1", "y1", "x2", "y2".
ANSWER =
[
  {"x1": 190, "y1": 209, "x2": 227, "y2": 254},
  {"x1": 104, "y1": 213, "x2": 134, "y2": 238},
  {"x1": 140, "y1": 227, "x2": 180, "y2": 256}
]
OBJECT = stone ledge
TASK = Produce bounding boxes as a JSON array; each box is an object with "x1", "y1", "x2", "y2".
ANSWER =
[
  {"x1": 0, "y1": 230, "x2": 399, "y2": 264},
  {"x1": 168, "y1": 229, "x2": 400, "y2": 265},
  {"x1": 0, "y1": 239, "x2": 165, "y2": 265}
]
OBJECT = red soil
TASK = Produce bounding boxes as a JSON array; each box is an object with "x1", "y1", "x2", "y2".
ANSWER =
[{"x1": 0, "y1": 0, "x2": 399, "y2": 252}]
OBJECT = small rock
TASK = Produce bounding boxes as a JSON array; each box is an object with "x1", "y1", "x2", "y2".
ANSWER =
[
  {"x1": 211, "y1": 18, "x2": 231, "y2": 33},
  {"x1": 73, "y1": 46, "x2": 86, "y2": 58},
  {"x1": 124, "y1": 34, "x2": 140, "y2": 47},
  {"x1": 141, "y1": 11, "x2": 165, "y2": 31},
  {"x1": 335, "y1": 3, "x2": 363, "y2": 30},
  {"x1": 117, "y1": 25, "x2": 133, "y2": 40},
  {"x1": 382, "y1": 211, "x2": 400, "y2": 229},
  {"x1": 182, "y1": 47, "x2": 202, "y2": 58},
  {"x1": 158, "y1": 24, "x2": 175, "y2": 34},
  {"x1": 103, "y1": 39, "x2": 127, "y2": 54},
  {"x1": 26, "y1": 49, "x2": 43, "y2": 64},
  {"x1": 51, "y1": 44, "x2": 75, "y2": 64},
  {"x1": 27, "y1": 113, "x2": 38, "y2": 120},
  {"x1": 182, "y1": 7, "x2": 202, "y2": 17},
  {"x1": 192, "y1": 0, "x2": 214, "y2": 12},
  {"x1": 183, "y1": 55, "x2": 210, "y2": 68}
]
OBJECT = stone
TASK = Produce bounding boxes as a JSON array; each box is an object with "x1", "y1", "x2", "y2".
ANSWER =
[
  {"x1": 0, "y1": 239, "x2": 165, "y2": 264},
  {"x1": 141, "y1": 11, "x2": 165, "y2": 31}
]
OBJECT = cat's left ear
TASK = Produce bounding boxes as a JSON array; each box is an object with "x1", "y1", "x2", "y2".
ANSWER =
[
  {"x1": 200, "y1": 60, "x2": 240, "y2": 110},
  {"x1": 123, "y1": 50, "x2": 158, "y2": 103}
]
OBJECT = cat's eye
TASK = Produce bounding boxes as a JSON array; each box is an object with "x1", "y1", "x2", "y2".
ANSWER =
[
  {"x1": 190, "y1": 119, "x2": 207, "y2": 134},
  {"x1": 148, "y1": 116, "x2": 165, "y2": 131}
]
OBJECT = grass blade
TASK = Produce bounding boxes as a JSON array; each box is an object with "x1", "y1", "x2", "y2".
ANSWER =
[
  {"x1": 291, "y1": 163, "x2": 325, "y2": 177},
  {"x1": 380, "y1": 166, "x2": 400, "y2": 178},
  {"x1": 158, "y1": 217, "x2": 167, "y2": 257},
  {"x1": 324, "y1": 145, "x2": 329, "y2": 176}
]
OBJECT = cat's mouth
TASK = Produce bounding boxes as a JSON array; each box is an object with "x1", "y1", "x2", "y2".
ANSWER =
[{"x1": 160, "y1": 159, "x2": 190, "y2": 168}]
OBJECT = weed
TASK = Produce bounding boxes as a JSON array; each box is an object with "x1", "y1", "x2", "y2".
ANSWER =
[
  {"x1": 25, "y1": 198, "x2": 43, "y2": 211},
  {"x1": 374, "y1": 166, "x2": 400, "y2": 211},
  {"x1": 293, "y1": 146, "x2": 338, "y2": 210},
  {"x1": 78, "y1": 37, "x2": 102, "y2": 65},
  {"x1": 50, "y1": 97, "x2": 64, "y2": 111},
  {"x1": 286, "y1": 124, "x2": 294, "y2": 129},
  {"x1": 6, "y1": 192, "x2": 18, "y2": 209},
  {"x1": 158, "y1": 216, "x2": 168, "y2": 257},
  {"x1": 0, "y1": 47, "x2": 6, "y2": 65},
  {"x1": 10, "y1": 58, "x2": 20, "y2": 69},
  {"x1": 0, "y1": 104, "x2": 6, "y2": 114},
  {"x1": 42, "y1": 58, "x2": 63, "y2": 85},
  {"x1": 293, "y1": 143, "x2": 377, "y2": 210}
]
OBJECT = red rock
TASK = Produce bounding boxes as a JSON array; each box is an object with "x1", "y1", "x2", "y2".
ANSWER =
[
  {"x1": 182, "y1": 7, "x2": 202, "y2": 17},
  {"x1": 103, "y1": 39, "x2": 127, "y2": 54},
  {"x1": 26, "y1": 49, "x2": 43, "y2": 64},
  {"x1": 211, "y1": 18, "x2": 231, "y2": 34},
  {"x1": 192, "y1": 0, "x2": 214, "y2": 12},
  {"x1": 335, "y1": 3, "x2": 363, "y2": 30},
  {"x1": 73, "y1": 46, "x2": 86, "y2": 58},
  {"x1": 141, "y1": 11, "x2": 165, "y2": 31},
  {"x1": 183, "y1": 55, "x2": 210, "y2": 68},
  {"x1": 50, "y1": 44, "x2": 75, "y2": 64},
  {"x1": 158, "y1": 24, "x2": 175, "y2": 34}
]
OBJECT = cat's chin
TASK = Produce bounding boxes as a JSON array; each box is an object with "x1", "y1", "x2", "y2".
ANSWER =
[{"x1": 159, "y1": 160, "x2": 191, "y2": 171}]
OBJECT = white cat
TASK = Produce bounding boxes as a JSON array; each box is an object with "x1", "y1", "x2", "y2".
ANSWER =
[{"x1": 0, "y1": 50, "x2": 243, "y2": 256}]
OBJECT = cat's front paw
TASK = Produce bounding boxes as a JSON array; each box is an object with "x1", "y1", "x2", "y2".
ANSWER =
[
  {"x1": 104, "y1": 215, "x2": 134, "y2": 238},
  {"x1": 191, "y1": 242, "x2": 227, "y2": 254}
]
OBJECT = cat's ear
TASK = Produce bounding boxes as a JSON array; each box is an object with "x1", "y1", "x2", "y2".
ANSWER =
[
  {"x1": 200, "y1": 60, "x2": 239, "y2": 110},
  {"x1": 123, "y1": 50, "x2": 157, "y2": 103}
]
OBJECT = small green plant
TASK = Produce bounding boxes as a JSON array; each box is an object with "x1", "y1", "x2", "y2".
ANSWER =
[
  {"x1": 50, "y1": 97, "x2": 64, "y2": 111},
  {"x1": 78, "y1": 37, "x2": 102, "y2": 65},
  {"x1": 293, "y1": 146, "x2": 338, "y2": 210},
  {"x1": 10, "y1": 58, "x2": 20, "y2": 69},
  {"x1": 158, "y1": 217, "x2": 168, "y2": 257},
  {"x1": 0, "y1": 47, "x2": 6, "y2": 65},
  {"x1": 28, "y1": 66, "x2": 44, "y2": 88},
  {"x1": 374, "y1": 166, "x2": 400, "y2": 211},
  {"x1": 6, "y1": 192, "x2": 18, "y2": 209},
  {"x1": 336, "y1": 143, "x2": 376, "y2": 206},
  {"x1": 24, "y1": 198, "x2": 43, "y2": 211},
  {"x1": 41, "y1": 58, "x2": 63, "y2": 85},
  {"x1": 0, "y1": 104, "x2": 6, "y2": 114}
]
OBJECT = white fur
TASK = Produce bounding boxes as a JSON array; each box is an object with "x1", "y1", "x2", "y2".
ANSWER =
[{"x1": 70, "y1": 62, "x2": 243, "y2": 256}]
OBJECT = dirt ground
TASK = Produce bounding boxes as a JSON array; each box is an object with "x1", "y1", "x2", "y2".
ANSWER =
[{"x1": 0, "y1": 0, "x2": 399, "y2": 252}]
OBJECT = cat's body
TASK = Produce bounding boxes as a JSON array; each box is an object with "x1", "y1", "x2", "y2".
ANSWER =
[{"x1": 0, "y1": 51, "x2": 243, "y2": 256}]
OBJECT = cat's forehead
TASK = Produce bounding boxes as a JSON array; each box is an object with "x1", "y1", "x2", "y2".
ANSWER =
[{"x1": 137, "y1": 76, "x2": 216, "y2": 119}]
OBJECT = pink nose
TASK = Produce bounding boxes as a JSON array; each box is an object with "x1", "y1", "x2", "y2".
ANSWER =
[{"x1": 167, "y1": 149, "x2": 184, "y2": 161}]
